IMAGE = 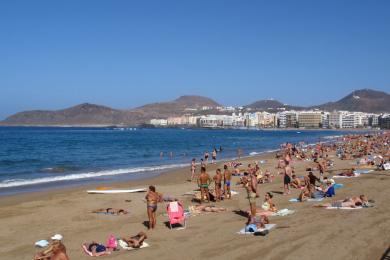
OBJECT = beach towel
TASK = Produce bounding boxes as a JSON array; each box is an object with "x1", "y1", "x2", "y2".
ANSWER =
[
  {"x1": 325, "y1": 206, "x2": 363, "y2": 210},
  {"x1": 170, "y1": 201, "x2": 179, "y2": 212},
  {"x1": 289, "y1": 198, "x2": 324, "y2": 202},
  {"x1": 354, "y1": 169, "x2": 373, "y2": 174},
  {"x1": 383, "y1": 163, "x2": 390, "y2": 170},
  {"x1": 334, "y1": 183, "x2": 344, "y2": 189},
  {"x1": 237, "y1": 224, "x2": 276, "y2": 234},
  {"x1": 272, "y1": 209, "x2": 295, "y2": 216},
  {"x1": 118, "y1": 239, "x2": 150, "y2": 250},
  {"x1": 35, "y1": 240, "x2": 49, "y2": 248},
  {"x1": 333, "y1": 173, "x2": 360, "y2": 179}
]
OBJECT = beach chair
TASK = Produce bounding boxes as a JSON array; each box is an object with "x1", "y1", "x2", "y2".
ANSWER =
[
  {"x1": 167, "y1": 201, "x2": 186, "y2": 229},
  {"x1": 325, "y1": 185, "x2": 335, "y2": 197}
]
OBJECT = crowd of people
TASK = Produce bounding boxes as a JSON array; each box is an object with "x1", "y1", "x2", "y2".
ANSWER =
[{"x1": 34, "y1": 132, "x2": 389, "y2": 259}]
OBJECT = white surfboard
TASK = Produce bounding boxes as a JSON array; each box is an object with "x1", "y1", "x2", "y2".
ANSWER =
[{"x1": 87, "y1": 188, "x2": 147, "y2": 194}]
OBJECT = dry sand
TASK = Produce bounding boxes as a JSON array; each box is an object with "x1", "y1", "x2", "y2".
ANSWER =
[{"x1": 0, "y1": 152, "x2": 389, "y2": 260}]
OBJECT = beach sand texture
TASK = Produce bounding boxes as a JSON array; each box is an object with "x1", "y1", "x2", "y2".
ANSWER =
[{"x1": 0, "y1": 152, "x2": 389, "y2": 260}]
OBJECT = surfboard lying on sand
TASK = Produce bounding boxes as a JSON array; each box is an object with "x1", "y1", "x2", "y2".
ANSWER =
[{"x1": 87, "y1": 188, "x2": 147, "y2": 194}]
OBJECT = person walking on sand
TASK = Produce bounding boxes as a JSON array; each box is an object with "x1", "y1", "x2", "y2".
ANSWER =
[
  {"x1": 198, "y1": 166, "x2": 211, "y2": 203},
  {"x1": 190, "y1": 158, "x2": 196, "y2": 181},
  {"x1": 213, "y1": 168, "x2": 223, "y2": 201},
  {"x1": 145, "y1": 185, "x2": 162, "y2": 230},
  {"x1": 283, "y1": 160, "x2": 292, "y2": 195},
  {"x1": 223, "y1": 164, "x2": 232, "y2": 199}
]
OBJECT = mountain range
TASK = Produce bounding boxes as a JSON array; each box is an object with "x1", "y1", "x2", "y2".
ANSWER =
[{"x1": 1, "y1": 89, "x2": 389, "y2": 126}]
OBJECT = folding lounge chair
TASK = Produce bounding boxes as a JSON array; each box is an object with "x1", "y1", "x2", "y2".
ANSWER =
[{"x1": 167, "y1": 201, "x2": 186, "y2": 229}]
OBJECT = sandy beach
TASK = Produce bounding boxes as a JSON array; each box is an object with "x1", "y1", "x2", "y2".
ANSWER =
[{"x1": 0, "y1": 150, "x2": 389, "y2": 260}]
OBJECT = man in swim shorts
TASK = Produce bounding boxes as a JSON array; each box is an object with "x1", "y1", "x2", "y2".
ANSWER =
[
  {"x1": 223, "y1": 164, "x2": 232, "y2": 199},
  {"x1": 283, "y1": 160, "x2": 292, "y2": 195},
  {"x1": 213, "y1": 168, "x2": 223, "y2": 201},
  {"x1": 198, "y1": 166, "x2": 211, "y2": 203}
]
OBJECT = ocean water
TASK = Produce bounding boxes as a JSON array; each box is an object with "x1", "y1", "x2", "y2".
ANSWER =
[{"x1": 0, "y1": 127, "x2": 361, "y2": 195}]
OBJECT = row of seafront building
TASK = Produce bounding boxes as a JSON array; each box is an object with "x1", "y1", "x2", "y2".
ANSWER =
[{"x1": 150, "y1": 110, "x2": 390, "y2": 129}]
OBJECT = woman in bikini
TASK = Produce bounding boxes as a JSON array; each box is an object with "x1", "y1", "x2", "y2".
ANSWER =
[
  {"x1": 249, "y1": 192, "x2": 277, "y2": 217},
  {"x1": 190, "y1": 158, "x2": 196, "y2": 181},
  {"x1": 145, "y1": 185, "x2": 161, "y2": 230}
]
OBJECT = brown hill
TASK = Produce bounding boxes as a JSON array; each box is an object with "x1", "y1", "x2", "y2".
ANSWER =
[
  {"x1": 1, "y1": 96, "x2": 221, "y2": 126},
  {"x1": 1, "y1": 103, "x2": 140, "y2": 126},
  {"x1": 245, "y1": 99, "x2": 304, "y2": 112},
  {"x1": 311, "y1": 89, "x2": 390, "y2": 113},
  {"x1": 132, "y1": 95, "x2": 221, "y2": 118},
  {"x1": 2, "y1": 90, "x2": 388, "y2": 126}
]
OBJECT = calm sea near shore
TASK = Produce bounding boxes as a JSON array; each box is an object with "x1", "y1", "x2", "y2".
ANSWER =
[{"x1": 0, "y1": 127, "x2": 366, "y2": 195}]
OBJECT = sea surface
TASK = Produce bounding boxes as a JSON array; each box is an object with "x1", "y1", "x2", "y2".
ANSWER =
[{"x1": 0, "y1": 127, "x2": 364, "y2": 196}]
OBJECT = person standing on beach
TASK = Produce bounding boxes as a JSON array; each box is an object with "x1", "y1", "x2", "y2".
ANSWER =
[
  {"x1": 190, "y1": 158, "x2": 196, "y2": 181},
  {"x1": 283, "y1": 160, "x2": 292, "y2": 195},
  {"x1": 223, "y1": 165, "x2": 232, "y2": 199},
  {"x1": 145, "y1": 185, "x2": 161, "y2": 230},
  {"x1": 204, "y1": 151, "x2": 209, "y2": 164},
  {"x1": 237, "y1": 148, "x2": 243, "y2": 159},
  {"x1": 212, "y1": 148, "x2": 217, "y2": 164},
  {"x1": 213, "y1": 168, "x2": 223, "y2": 201},
  {"x1": 245, "y1": 171, "x2": 258, "y2": 223},
  {"x1": 198, "y1": 166, "x2": 211, "y2": 203}
]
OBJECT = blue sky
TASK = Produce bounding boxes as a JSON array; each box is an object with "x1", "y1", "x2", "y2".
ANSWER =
[{"x1": 1, "y1": 0, "x2": 389, "y2": 119}]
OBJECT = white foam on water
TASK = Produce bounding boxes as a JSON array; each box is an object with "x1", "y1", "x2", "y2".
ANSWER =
[{"x1": 0, "y1": 163, "x2": 187, "y2": 188}]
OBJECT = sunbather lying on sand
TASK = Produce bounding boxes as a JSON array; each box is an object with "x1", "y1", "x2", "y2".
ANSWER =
[
  {"x1": 34, "y1": 240, "x2": 69, "y2": 260},
  {"x1": 315, "y1": 195, "x2": 373, "y2": 208},
  {"x1": 120, "y1": 232, "x2": 147, "y2": 248},
  {"x1": 189, "y1": 205, "x2": 227, "y2": 213},
  {"x1": 337, "y1": 168, "x2": 356, "y2": 177},
  {"x1": 298, "y1": 184, "x2": 328, "y2": 201},
  {"x1": 82, "y1": 241, "x2": 113, "y2": 256},
  {"x1": 250, "y1": 214, "x2": 270, "y2": 228},
  {"x1": 92, "y1": 208, "x2": 128, "y2": 215}
]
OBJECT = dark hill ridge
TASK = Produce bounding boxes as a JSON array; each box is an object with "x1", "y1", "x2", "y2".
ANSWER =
[
  {"x1": 311, "y1": 89, "x2": 390, "y2": 113},
  {"x1": 1, "y1": 89, "x2": 389, "y2": 126},
  {"x1": 246, "y1": 99, "x2": 304, "y2": 111},
  {"x1": 246, "y1": 99, "x2": 284, "y2": 109}
]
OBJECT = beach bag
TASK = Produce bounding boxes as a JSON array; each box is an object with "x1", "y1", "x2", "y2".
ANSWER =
[{"x1": 106, "y1": 235, "x2": 118, "y2": 250}]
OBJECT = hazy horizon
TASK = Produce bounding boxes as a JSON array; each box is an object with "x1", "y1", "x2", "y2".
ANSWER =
[{"x1": 1, "y1": 1, "x2": 390, "y2": 119}]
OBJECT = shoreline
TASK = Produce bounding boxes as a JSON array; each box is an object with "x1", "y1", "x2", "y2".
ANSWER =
[
  {"x1": 0, "y1": 129, "x2": 374, "y2": 197},
  {"x1": 0, "y1": 151, "x2": 272, "y2": 203},
  {"x1": 0, "y1": 124, "x2": 382, "y2": 131}
]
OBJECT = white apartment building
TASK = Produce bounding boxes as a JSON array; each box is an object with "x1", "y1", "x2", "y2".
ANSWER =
[
  {"x1": 277, "y1": 111, "x2": 299, "y2": 128},
  {"x1": 150, "y1": 119, "x2": 168, "y2": 126}
]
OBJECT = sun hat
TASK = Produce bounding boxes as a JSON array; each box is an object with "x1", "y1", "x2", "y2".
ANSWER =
[{"x1": 51, "y1": 234, "x2": 63, "y2": 241}]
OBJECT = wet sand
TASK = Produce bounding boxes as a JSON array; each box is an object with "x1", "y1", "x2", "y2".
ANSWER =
[{"x1": 0, "y1": 152, "x2": 389, "y2": 260}]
